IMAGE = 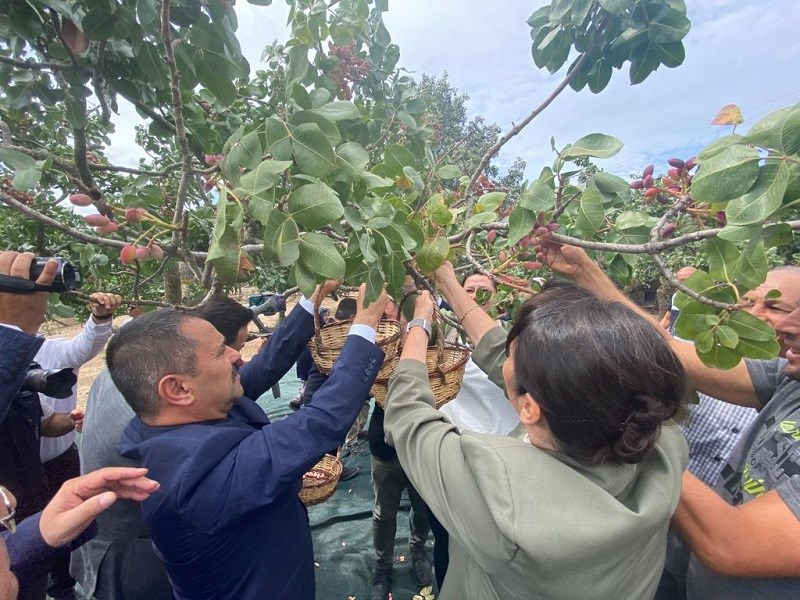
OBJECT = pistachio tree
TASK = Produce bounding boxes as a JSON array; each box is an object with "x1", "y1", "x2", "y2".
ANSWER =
[{"x1": 5, "y1": 0, "x2": 797, "y2": 368}]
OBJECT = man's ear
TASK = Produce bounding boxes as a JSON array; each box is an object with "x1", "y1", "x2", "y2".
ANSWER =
[
  {"x1": 157, "y1": 374, "x2": 195, "y2": 408},
  {"x1": 518, "y1": 392, "x2": 543, "y2": 427}
]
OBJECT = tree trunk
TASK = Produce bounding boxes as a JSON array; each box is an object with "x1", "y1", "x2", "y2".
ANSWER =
[{"x1": 163, "y1": 259, "x2": 183, "y2": 304}]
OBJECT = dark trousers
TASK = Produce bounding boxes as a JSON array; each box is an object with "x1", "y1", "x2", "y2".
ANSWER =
[
  {"x1": 43, "y1": 444, "x2": 81, "y2": 597},
  {"x1": 427, "y1": 508, "x2": 449, "y2": 591}
]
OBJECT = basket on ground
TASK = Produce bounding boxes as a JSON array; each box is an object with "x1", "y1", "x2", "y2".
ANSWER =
[{"x1": 299, "y1": 454, "x2": 342, "y2": 506}]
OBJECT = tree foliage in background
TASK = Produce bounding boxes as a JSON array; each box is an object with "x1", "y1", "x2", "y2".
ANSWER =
[{"x1": 2, "y1": 0, "x2": 800, "y2": 368}]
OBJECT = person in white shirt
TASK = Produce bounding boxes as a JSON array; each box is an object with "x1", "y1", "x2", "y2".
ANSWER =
[
  {"x1": 36, "y1": 292, "x2": 121, "y2": 600},
  {"x1": 441, "y1": 272, "x2": 519, "y2": 437}
]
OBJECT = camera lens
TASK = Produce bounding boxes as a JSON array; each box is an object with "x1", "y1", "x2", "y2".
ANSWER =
[{"x1": 29, "y1": 257, "x2": 82, "y2": 292}]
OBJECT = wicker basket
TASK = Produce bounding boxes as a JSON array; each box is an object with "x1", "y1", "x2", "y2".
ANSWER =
[
  {"x1": 308, "y1": 296, "x2": 401, "y2": 375},
  {"x1": 299, "y1": 454, "x2": 342, "y2": 506},
  {"x1": 372, "y1": 344, "x2": 470, "y2": 409}
]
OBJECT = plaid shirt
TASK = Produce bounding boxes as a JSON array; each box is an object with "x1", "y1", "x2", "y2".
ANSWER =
[{"x1": 679, "y1": 393, "x2": 758, "y2": 486}]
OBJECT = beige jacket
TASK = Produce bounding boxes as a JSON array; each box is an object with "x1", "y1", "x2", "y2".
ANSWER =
[{"x1": 384, "y1": 326, "x2": 688, "y2": 600}]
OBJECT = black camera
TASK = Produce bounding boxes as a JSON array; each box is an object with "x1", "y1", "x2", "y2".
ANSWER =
[
  {"x1": 0, "y1": 257, "x2": 81, "y2": 294},
  {"x1": 21, "y1": 363, "x2": 77, "y2": 399},
  {"x1": 30, "y1": 257, "x2": 81, "y2": 292}
]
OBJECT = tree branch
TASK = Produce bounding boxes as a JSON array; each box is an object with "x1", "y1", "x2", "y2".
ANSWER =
[
  {"x1": 0, "y1": 55, "x2": 90, "y2": 73},
  {"x1": 0, "y1": 192, "x2": 127, "y2": 250},
  {"x1": 461, "y1": 52, "x2": 589, "y2": 215},
  {"x1": 160, "y1": 0, "x2": 194, "y2": 250}
]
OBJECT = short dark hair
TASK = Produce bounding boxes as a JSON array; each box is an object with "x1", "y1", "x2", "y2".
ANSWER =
[
  {"x1": 462, "y1": 270, "x2": 496, "y2": 290},
  {"x1": 506, "y1": 279, "x2": 685, "y2": 465},
  {"x1": 193, "y1": 295, "x2": 252, "y2": 346},
  {"x1": 106, "y1": 309, "x2": 199, "y2": 417},
  {"x1": 334, "y1": 297, "x2": 357, "y2": 321}
]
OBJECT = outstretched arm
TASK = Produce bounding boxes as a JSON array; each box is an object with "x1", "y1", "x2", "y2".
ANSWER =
[
  {"x1": 538, "y1": 241, "x2": 758, "y2": 408},
  {"x1": 674, "y1": 471, "x2": 800, "y2": 576}
]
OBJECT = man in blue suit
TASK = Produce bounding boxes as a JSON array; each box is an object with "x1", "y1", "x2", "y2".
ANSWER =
[{"x1": 112, "y1": 283, "x2": 388, "y2": 600}]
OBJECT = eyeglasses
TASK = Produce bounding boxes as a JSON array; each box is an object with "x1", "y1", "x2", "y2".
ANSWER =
[{"x1": 0, "y1": 487, "x2": 16, "y2": 534}]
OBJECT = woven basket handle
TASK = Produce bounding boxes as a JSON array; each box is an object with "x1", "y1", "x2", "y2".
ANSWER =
[{"x1": 312, "y1": 293, "x2": 324, "y2": 351}]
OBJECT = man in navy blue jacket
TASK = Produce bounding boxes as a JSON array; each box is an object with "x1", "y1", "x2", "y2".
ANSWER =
[{"x1": 111, "y1": 283, "x2": 388, "y2": 600}]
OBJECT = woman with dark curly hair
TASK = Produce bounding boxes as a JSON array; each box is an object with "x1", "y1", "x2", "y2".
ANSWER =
[{"x1": 383, "y1": 262, "x2": 688, "y2": 600}]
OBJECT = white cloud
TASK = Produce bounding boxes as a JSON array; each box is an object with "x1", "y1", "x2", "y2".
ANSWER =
[{"x1": 107, "y1": 0, "x2": 800, "y2": 184}]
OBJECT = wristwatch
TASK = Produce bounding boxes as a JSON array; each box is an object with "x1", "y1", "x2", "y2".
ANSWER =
[{"x1": 406, "y1": 318, "x2": 432, "y2": 338}]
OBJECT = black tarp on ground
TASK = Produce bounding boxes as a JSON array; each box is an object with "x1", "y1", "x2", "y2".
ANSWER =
[{"x1": 257, "y1": 374, "x2": 438, "y2": 600}]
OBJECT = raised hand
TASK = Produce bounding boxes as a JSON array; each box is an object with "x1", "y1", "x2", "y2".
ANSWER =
[{"x1": 39, "y1": 467, "x2": 159, "y2": 548}]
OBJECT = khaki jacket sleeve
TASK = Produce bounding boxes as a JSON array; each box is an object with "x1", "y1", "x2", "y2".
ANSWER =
[
  {"x1": 384, "y1": 359, "x2": 516, "y2": 571},
  {"x1": 471, "y1": 326, "x2": 508, "y2": 391}
]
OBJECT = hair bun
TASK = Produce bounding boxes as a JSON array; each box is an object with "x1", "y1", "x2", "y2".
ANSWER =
[{"x1": 604, "y1": 394, "x2": 675, "y2": 464}]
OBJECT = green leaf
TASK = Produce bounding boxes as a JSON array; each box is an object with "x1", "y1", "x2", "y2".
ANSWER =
[
  {"x1": 225, "y1": 131, "x2": 263, "y2": 177},
  {"x1": 263, "y1": 210, "x2": 300, "y2": 267},
  {"x1": 649, "y1": 7, "x2": 691, "y2": 43},
  {"x1": 435, "y1": 165, "x2": 461, "y2": 179},
  {"x1": 726, "y1": 162, "x2": 789, "y2": 225},
  {"x1": 728, "y1": 310, "x2": 778, "y2": 341},
  {"x1": 288, "y1": 181, "x2": 344, "y2": 229},
  {"x1": 290, "y1": 111, "x2": 341, "y2": 145},
  {"x1": 763, "y1": 223, "x2": 794, "y2": 247},
  {"x1": 732, "y1": 239, "x2": 767, "y2": 290},
  {"x1": 653, "y1": 42, "x2": 685, "y2": 68},
  {"x1": 717, "y1": 224, "x2": 761, "y2": 242},
  {"x1": 309, "y1": 101, "x2": 359, "y2": 121},
  {"x1": 586, "y1": 60, "x2": 613, "y2": 93},
  {"x1": 562, "y1": 134, "x2": 623, "y2": 160},
  {"x1": 65, "y1": 97, "x2": 86, "y2": 129},
  {"x1": 476, "y1": 191, "x2": 506, "y2": 212},
  {"x1": 591, "y1": 172, "x2": 632, "y2": 204},
  {"x1": 247, "y1": 189, "x2": 275, "y2": 225},
  {"x1": 285, "y1": 44, "x2": 309, "y2": 91},
  {"x1": 467, "y1": 212, "x2": 496, "y2": 228},
  {"x1": 82, "y1": 8, "x2": 117, "y2": 39},
  {"x1": 383, "y1": 144, "x2": 418, "y2": 176},
  {"x1": 519, "y1": 180, "x2": 555, "y2": 212},
  {"x1": 674, "y1": 311, "x2": 719, "y2": 338},
  {"x1": 381, "y1": 253, "x2": 406, "y2": 300},
  {"x1": 716, "y1": 325, "x2": 739, "y2": 349},
  {"x1": 694, "y1": 327, "x2": 716, "y2": 354},
  {"x1": 135, "y1": 43, "x2": 167, "y2": 90},
  {"x1": 0, "y1": 148, "x2": 41, "y2": 190},
  {"x1": 705, "y1": 238, "x2": 739, "y2": 282},
  {"x1": 291, "y1": 123, "x2": 336, "y2": 178},
  {"x1": 335, "y1": 142, "x2": 369, "y2": 181},
  {"x1": 293, "y1": 262, "x2": 317, "y2": 298},
  {"x1": 402, "y1": 165, "x2": 424, "y2": 190},
  {"x1": 575, "y1": 186, "x2": 605, "y2": 235},
  {"x1": 696, "y1": 334, "x2": 742, "y2": 370},
  {"x1": 416, "y1": 236, "x2": 449, "y2": 275},
  {"x1": 675, "y1": 271, "x2": 737, "y2": 309},
  {"x1": 264, "y1": 117, "x2": 293, "y2": 161},
  {"x1": 615, "y1": 210, "x2": 650, "y2": 230},
  {"x1": 746, "y1": 104, "x2": 800, "y2": 154},
  {"x1": 197, "y1": 53, "x2": 238, "y2": 106},
  {"x1": 691, "y1": 144, "x2": 761, "y2": 203},
  {"x1": 236, "y1": 160, "x2": 292, "y2": 198},
  {"x1": 298, "y1": 232, "x2": 345, "y2": 279},
  {"x1": 508, "y1": 207, "x2": 536, "y2": 246},
  {"x1": 629, "y1": 43, "x2": 660, "y2": 84},
  {"x1": 598, "y1": 0, "x2": 631, "y2": 14},
  {"x1": 365, "y1": 265, "x2": 384, "y2": 305},
  {"x1": 697, "y1": 134, "x2": 748, "y2": 161},
  {"x1": 735, "y1": 336, "x2": 781, "y2": 360}
]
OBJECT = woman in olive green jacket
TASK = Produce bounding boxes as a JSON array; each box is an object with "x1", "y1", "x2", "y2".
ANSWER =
[{"x1": 384, "y1": 265, "x2": 688, "y2": 600}]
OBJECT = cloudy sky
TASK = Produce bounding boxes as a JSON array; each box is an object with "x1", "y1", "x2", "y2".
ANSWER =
[{"x1": 109, "y1": 0, "x2": 800, "y2": 181}]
